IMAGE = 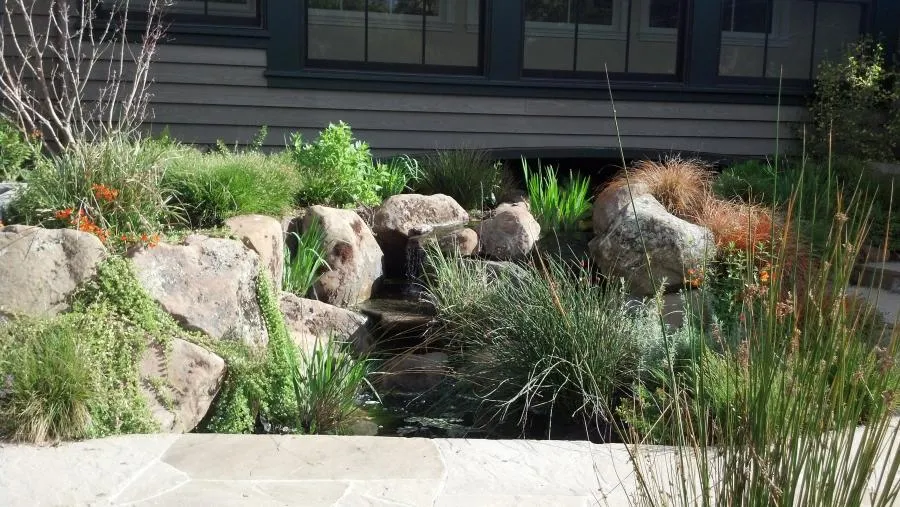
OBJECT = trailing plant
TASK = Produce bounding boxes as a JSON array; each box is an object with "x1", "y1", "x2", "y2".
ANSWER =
[
  {"x1": 413, "y1": 149, "x2": 503, "y2": 210},
  {"x1": 284, "y1": 216, "x2": 330, "y2": 298},
  {"x1": 289, "y1": 122, "x2": 382, "y2": 207},
  {"x1": 808, "y1": 37, "x2": 900, "y2": 161},
  {"x1": 522, "y1": 157, "x2": 591, "y2": 233},
  {"x1": 163, "y1": 148, "x2": 301, "y2": 228}
]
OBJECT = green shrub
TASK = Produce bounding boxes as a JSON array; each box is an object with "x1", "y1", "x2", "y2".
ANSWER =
[
  {"x1": 284, "y1": 216, "x2": 329, "y2": 298},
  {"x1": 289, "y1": 122, "x2": 383, "y2": 207},
  {"x1": 522, "y1": 158, "x2": 591, "y2": 233},
  {"x1": 0, "y1": 120, "x2": 40, "y2": 182},
  {"x1": 413, "y1": 149, "x2": 503, "y2": 210},
  {"x1": 424, "y1": 247, "x2": 662, "y2": 432},
  {"x1": 371, "y1": 154, "x2": 421, "y2": 200},
  {"x1": 164, "y1": 149, "x2": 301, "y2": 228},
  {"x1": 7, "y1": 136, "x2": 178, "y2": 245},
  {"x1": 808, "y1": 37, "x2": 900, "y2": 161}
]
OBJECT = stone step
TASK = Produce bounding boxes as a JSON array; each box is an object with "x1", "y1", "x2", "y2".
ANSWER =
[
  {"x1": 852, "y1": 262, "x2": 900, "y2": 294},
  {"x1": 845, "y1": 285, "x2": 899, "y2": 328},
  {"x1": 358, "y1": 297, "x2": 437, "y2": 352}
]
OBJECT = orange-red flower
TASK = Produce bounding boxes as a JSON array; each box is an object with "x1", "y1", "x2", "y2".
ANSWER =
[
  {"x1": 91, "y1": 183, "x2": 119, "y2": 203},
  {"x1": 55, "y1": 208, "x2": 73, "y2": 220}
]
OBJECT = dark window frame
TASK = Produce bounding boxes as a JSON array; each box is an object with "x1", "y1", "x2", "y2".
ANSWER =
[
  {"x1": 114, "y1": 0, "x2": 269, "y2": 48},
  {"x1": 261, "y1": 0, "x2": 894, "y2": 104}
]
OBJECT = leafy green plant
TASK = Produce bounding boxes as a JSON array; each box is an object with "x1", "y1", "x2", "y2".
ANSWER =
[
  {"x1": 522, "y1": 157, "x2": 591, "y2": 233},
  {"x1": 809, "y1": 37, "x2": 900, "y2": 161},
  {"x1": 413, "y1": 149, "x2": 503, "y2": 210},
  {"x1": 284, "y1": 216, "x2": 330, "y2": 298},
  {"x1": 424, "y1": 246, "x2": 663, "y2": 433},
  {"x1": 295, "y1": 338, "x2": 370, "y2": 434},
  {"x1": 0, "y1": 119, "x2": 40, "y2": 182},
  {"x1": 6, "y1": 136, "x2": 178, "y2": 246},
  {"x1": 163, "y1": 149, "x2": 301, "y2": 228},
  {"x1": 289, "y1": 122, "x2": 382, "y2": 207},
  {"x1": 372, "y1": 154, "x2": 421, "y2": 200}
]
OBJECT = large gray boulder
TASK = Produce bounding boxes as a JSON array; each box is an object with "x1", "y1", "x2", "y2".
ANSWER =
[
  {"x1": 304, "y1": 206, "x2": 383, "y2": 307},
  {"x1": 589, "y1": 191, "x2": 715, "y2": 296},
  {"x1": 593, "y1": 183, "x2": 651, "y2": 235},
  {"x1": 225, "y1": 214, "x2": 284, "y2": 293},
  {"x1": 279, "y1": 292, "x2": 373, "y2": 355},
  {"x1": 0, "y1": 225, "x2": 107, "y2": 317},
  {"x1": 478, "y1": 203, "x2": 541, "y2": 260},
  {"x1": 129, "y1": 235, "x2": 268, "y2": 346},
  {"x1": 139, "y1": 338, "x2": 226, "y2": 433},
  {"x1": 372, "y1": 194, "x2": 469, "y2": 276}
]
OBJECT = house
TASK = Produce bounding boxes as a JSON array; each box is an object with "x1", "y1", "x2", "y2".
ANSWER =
[{"x1": 16, "y1": 0, "x2": 900, "y2": 157}]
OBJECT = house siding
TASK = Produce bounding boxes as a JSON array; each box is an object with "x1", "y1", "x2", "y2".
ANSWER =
[{"x1": 140, "y1": 45, "x2": 805, "y2": 157}]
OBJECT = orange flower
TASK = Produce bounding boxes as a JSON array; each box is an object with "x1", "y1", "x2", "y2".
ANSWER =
[
  {"x1": 140, "y1": 233, "x2": 149, "y2": 243},
  {"x1": 148, "y1": 233, "x2": 160, "y2": 247},
  {"x1": 759, "y1": 269, "x2": 770, "y2": 284},
  {"x1": 55, "y1": 208, "x2": 73, "y2": 220},
  {"x1": 91, "y1": 183, "x2": 119, "y2": 203},
  {"x1": 120, "y1": 234, "x2": 129, "y2": 243}
]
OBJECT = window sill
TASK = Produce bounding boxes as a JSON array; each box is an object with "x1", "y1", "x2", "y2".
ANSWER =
[
  {"x1": 265, "y1": 68, "x2": 810, "y2": 105},
  {"x1": 156, "y1": 25, "x2": 269, "y2": 48}
]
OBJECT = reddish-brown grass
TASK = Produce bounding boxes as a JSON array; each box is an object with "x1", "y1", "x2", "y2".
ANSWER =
[{"x1": 602, "y1": 156, "x2": 713, "y2": 219}]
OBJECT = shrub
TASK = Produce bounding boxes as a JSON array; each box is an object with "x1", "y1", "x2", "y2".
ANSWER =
[
  {"x1": 289, "y1": 122, "x2": 383, "y2": 207},
  {"x1": 0, "y1": 119, "x2": 40, "y2": 182},
  {"x1": 164, "y1": 149, "x2": 301, "y2": 228},
  {"x1": 808, "y1": 37, "x2": 900, "y2": 161},
  {"x1": 424, "y1": 247, "x2": 662, "y2": 433},
  {"x1": 6, "y1": 136, "x2": 177, "y2": 246},
  {"x1": 413, "y1": 149, "x2": 503, "y2": 210},
  {"x1": 284, "y1": 216, "x2": 329, "y2": 298},
  {"x1": 602, "y1": 156, "x2": 712, "y2": 220},
  {"x1": 522, "y1": 157, "x2": 591, "y2": 233}
]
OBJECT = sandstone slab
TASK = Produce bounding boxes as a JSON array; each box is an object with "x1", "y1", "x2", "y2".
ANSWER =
[
  {"x1": 279, "y1": 292, "x2": 373, "y2": 355},
  {"x1": 225, "y1": 214, "x2": 284, "y2": 292}
]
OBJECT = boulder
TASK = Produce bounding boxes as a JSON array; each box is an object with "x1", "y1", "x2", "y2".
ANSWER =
[
  {"x1": 0, "y1": 225, "x2": 107, "y2": 318},
  {"x1": 434, "y1": 227, "x2": 478, "y2": 257},
  {"x1": 129, "y1": 235, "x2": 268, "y2": 346},
  {"x1": 279, "y1": 292, "x2": 373, "y2": 355},
  {"x1": 0, "y1": 183, "x2": 26, "y2": 223},
  {"x1": 593, "y1": 183, "x2": 651, "y2": 235},
  {"x1": 372, "y1": 194, "x2": 469, "y2": 276},
  {"x1": 225, "y1": 214, "x2": 285, "y2": 292},
  {"x1": 589, "y1": 192, "x2": 715, "y2": 296},
  {"x1": 478, "y1": 203, "x2": 541, "y2": 260},
  {"x1": 139, "y1": 338, "x2": 226, "y2": 433},
  {"x1": 304, "y1": 206, "x2": 384, "y2": 307},
  {"x1": 378, "y1": 352, "x2": 449, "y2": 392}
]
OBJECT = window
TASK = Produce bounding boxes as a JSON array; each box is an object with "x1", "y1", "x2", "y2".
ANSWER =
[
  {"x1": 719, "y1": 0, "x2": 868, "y2": 79},
  {"x1": 523, "y1": 0, "x2": 681, "y2": 75},
  {"x1": 306, "y1": 0, "x2": 482, "y2": 70}
]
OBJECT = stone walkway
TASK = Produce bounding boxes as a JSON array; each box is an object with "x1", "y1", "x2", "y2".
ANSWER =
[{"x1": 0, "y1": 434, "x2": 642, "y2": 506}]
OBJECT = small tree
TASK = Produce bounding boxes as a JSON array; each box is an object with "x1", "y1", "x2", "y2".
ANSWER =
[
  {"x1": 808, "y1": 37, "x2": 900, "y2": 162},
  {"x1": 0, "y1": 0, "x2": 167, "y2": 151}
]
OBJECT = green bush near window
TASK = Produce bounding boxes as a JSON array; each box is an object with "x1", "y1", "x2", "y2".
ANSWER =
[
  {"x1": 290, "y1": 122, "x2": 409, "y2": 208},
  {"x1": 808, "y1": 37, "x2": 900, "y2": 161}
]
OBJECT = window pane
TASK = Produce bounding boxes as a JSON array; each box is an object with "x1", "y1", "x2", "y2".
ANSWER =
[
  {"x1": 628, "y1": 0, "x2": 679, "y2": 74},
  {"x1": 813, "y1": 2, "x2": 864, "y2": 73},
  {"x1": 576, "y1": 0, "x2": 624, "y2": 72},
  {"x1": 524, "y1": 0, "x2": 576, "y2": 71},
  {"x1": 425, "y1": 0, "x2": 481, "y2": 67},
  {"x1": 764, "y1": 0, "x2": 813, "y2": 79},
  {"x1": 721, "y1": 0, "x2": 771, "y2": 34},
  {"x1": 307, "y1": 0, "x2": 366, "y2": 61},
  {"x1": 367, "y1": 0, "x2": 424, "y2": 64}
]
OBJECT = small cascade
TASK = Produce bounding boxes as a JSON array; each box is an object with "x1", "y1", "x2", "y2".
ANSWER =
[{"x1": 403, "y1": 235, "x2": 427, "y2": 298}]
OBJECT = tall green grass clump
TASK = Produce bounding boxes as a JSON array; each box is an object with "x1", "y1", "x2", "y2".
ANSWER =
[
  {"x1": 296, "y1": 338, "x2": 370, "y2": 434},
  {"x1": 413, "y1": 149, "x2": 503, "y2": 210},
  {"x1": 424, "y1": 246, "x2": 664, "y2": 434},
  {"x1": 284, "y1": 216, "x2": 329, "y2": 298},
  {"x1": 522, "y1": 157, "x2": 591, "y2": 233},
  {"x1": 6, "y1": 136, "x2": 178, "y2": 243},
  {"x1": 164, "y1": 148, "x2": 301, "y2": 228}
]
